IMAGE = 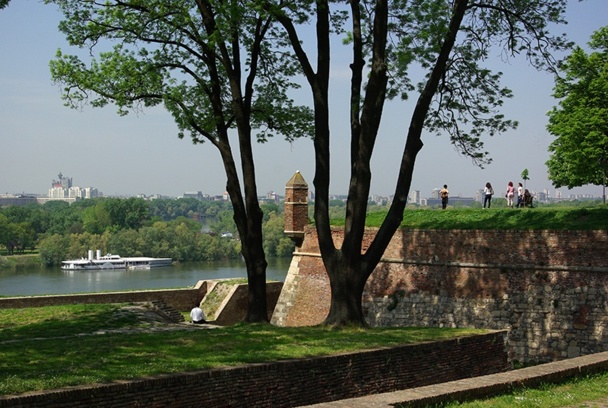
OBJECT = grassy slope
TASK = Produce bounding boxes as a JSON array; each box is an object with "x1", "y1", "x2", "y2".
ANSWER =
[{"x1": 358, "y1": 206, "x2": 608, "y2": 230}]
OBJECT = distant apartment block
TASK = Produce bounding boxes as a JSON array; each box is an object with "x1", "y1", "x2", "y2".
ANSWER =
[
  {"x1": 409, "y1": 190, "x2": 421, "y2": 205},
  {"x1": 265, "y1": 191, "x2": 280, "y2": 203},
  {"x1": 183, "y1": 191, "x2": 209, "y2": 200},
  {"x1": 43, "y1": 172, "x2": 100, "y2": 204}
]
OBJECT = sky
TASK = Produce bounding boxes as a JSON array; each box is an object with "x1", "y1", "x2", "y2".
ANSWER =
[{"x1": 1, "y1": 1, "x2": 607, "y2": 199}]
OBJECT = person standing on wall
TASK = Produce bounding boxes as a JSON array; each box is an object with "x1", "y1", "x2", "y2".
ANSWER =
[
  {"x1": 505, "y1": 181, "x2": 515, "y2": 208},
  {"x1": 516, "y1": 182, "x2": 524, "y2": 208},
  {"x1": 483, "y1": 182, "x2": 494, "y2": 208},
  {"x1": 440, "y1": 184, "x2": 449, "y2": 210}
]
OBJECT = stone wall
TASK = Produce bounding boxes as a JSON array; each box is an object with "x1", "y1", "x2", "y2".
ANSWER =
[
  {"x1": 211, "y1": 281, "x2": 284, "y2": 325},
  {"x1": 0, "y1": 282, "x2": 208, "y2": 312},
  {"x1": 272, "y1": 227, "x2": 608, "y2": 363},
  {"x1": 0, "y1": 281, "x2": 284, "y2": 325},
  {"x1": 0, "y1": 331, "x2": 509, "y2": 408}
]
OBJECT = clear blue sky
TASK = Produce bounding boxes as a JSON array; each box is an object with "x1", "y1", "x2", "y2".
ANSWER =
[{"x1": 1, "y1": 1, "x2": 606, "y2": 198}]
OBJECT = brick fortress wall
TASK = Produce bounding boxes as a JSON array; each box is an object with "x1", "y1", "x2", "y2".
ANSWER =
[{"x1": 272, "y1": 227, "x2": 608, "y2": 364}]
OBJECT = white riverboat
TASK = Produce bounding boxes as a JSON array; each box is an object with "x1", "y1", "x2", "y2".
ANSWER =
[{"x1": 61, "y1": 250, "x2": 172, "y2": 271}]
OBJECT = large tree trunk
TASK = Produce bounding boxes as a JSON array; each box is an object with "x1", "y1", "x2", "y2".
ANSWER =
[
  {"x1": 324, "y1": 255, "x2": 369, "y2": 326},
  {"x1": 241, "y1": 191, "x2": 268, "y2": 323},
  {"x1": 244, "y1": 250, "x2": 268, "y2": 322},
  {"x1": 219, "y1": 135, "x2": 269, "y2": 323}
]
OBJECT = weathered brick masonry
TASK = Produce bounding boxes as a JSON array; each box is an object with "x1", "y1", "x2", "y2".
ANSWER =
[
  {"x1": 0, "y1": 331, "x2": 509, "y2": 408},
  {"x1": 272, "y1": 227, "x2": 608, "y2": 364}
]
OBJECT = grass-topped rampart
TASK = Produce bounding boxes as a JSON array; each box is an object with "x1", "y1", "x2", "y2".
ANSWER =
[{"x1": 351, "y1": 206, "x2": 608, "y2": 230}]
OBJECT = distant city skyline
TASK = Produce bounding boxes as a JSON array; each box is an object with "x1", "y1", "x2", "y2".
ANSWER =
[
  {"x1": 3, "y1": 169, "x2": 600, "y2": 205},
  {"x1": 1, "y1": 2, "x2": 607, "y2": 199}
]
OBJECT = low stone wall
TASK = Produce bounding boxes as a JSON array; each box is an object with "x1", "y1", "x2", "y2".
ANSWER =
[
  {"x1": 0, "y1": 331, "x2": 509, "y2": 408},
  {"x1": 272, "y1": 227, "x2": 608, "y2": 364},
  {"x1": 0, "y1": 281, "x2": 284, "y2": 325},
  {"x1": 0, "y1": 282, "x2": 208, "y2": 312}
]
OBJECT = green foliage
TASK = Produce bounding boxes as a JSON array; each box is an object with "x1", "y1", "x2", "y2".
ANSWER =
[
  {"x1": 147, "y1": 198, "x2": 231, "y2": 222},
  {"x1": 262, "y1": 211, "x2": 295, "y2": 257},
  {"x1": 376, "y1": 0, "x2": 571, "y2": 166},
  {"x1": 546, "y1": 26, "x2": 608, "y2": 190},
  {"x1": 38, "y1": 234, "x2": 69, "y2": 266},
  {"x1": 46, "y1": 0, "x2": 313, "y2": 144},
  {"x1": 1, "y1": 198, "x2": 241, "y2": 262},
  {"x1": 0, "y1": 254, "x2": 40, "y2": 268},
  {"x1": 38, "y1": 220, "x2": 243, "y2": 265}
]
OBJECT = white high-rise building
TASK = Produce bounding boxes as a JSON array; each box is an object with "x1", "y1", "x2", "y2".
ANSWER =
[
  {"x1": 409, "y1": 190, "x2": 421, "y2": 205},
  {"x1": 68, "y1": 187, "x2": 82, "y2": 199},
  {"x1": 83, "y1": 187, "x2": 99, "y2": 199},
  {"x1": 48, "y1": 187, "x2": 66, "y2": 199}
]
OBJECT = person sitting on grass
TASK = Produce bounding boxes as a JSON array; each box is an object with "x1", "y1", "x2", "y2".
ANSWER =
[{"x1": 190, "y1": 304, "x2": 207, "y2": 324}]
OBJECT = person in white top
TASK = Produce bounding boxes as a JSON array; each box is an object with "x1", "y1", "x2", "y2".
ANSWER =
[
  {"x1": 516, "y1": 182, "x2": 524, "y2": 208},
  {"x1": 190, "y1": 304, "x2": 206, "y2": 324},
  {"x1": 483, "y1": 182, "x2": 494, "y2": 208}
]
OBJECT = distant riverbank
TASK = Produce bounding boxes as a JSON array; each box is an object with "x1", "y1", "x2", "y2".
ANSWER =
[{"x1": 0, "y1": 254, "x2": 41, "y2": 269}]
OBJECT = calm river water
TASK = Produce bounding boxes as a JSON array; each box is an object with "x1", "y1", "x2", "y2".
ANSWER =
[{"x1": 0, "y1": 258, "x2": 291, "y2": 297}]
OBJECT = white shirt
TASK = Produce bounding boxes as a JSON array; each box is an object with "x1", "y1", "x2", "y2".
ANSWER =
[{"x1": 190, "y1": 307, "x2": 206, "y2": 322}]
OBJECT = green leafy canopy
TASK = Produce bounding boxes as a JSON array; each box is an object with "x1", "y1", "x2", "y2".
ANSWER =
[
  {"x1": 546, "y1": 26, "x2": 608, "y2": 189},
  {"x1": 46, "y1": 0, "x2": 313, "y2": 145}
]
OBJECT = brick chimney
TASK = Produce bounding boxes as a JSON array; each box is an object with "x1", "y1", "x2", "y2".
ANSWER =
[{"x1": 284, "y1": 171, "x2": 308, "y2": 247}]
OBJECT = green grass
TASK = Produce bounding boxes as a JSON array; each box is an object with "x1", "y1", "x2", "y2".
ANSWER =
[
  {"x1": 0, "y1": 304, "x2": 484, "y2": 395},
  {"x1": 431, "y1": 371, "x2": 608, "y2": 407},
  {"x1": 357, "y1": 206, "x2": 608, "y2": 230},
  {"x1": 0, "y1": 304, "x2": 140, "y2": 341},
  {"x1": 0, "y1": 254, "x2": 41, "y2": 269}
]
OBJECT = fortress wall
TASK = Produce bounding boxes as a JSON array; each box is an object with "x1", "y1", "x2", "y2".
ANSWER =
[{"x1": 272, "y1": 227, "x2": 608, "y2": 363}]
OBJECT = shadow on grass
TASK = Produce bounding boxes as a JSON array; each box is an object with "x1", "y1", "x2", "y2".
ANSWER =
[
  {"x1": 0, "y1": 304, "x2": 139, "y2": 341},
  {"x1": 0, "y1": 322, "x2": 483, "y2": 395}
]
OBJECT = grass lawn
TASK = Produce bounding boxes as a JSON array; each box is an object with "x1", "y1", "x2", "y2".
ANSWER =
[
  {"x1": 360, "y1": 206, "x2": 608, "y2": 230},
  {"x1": 0, "y1": 304, "x2": 484, "y2": 396},
  {"x1": 433, "y1": 371, "x2": 608, "y2": 407}
]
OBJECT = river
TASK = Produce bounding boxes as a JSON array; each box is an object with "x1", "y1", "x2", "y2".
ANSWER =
[{"x1": 0, "y1": 257, "x2": 291, "y2": 297}]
